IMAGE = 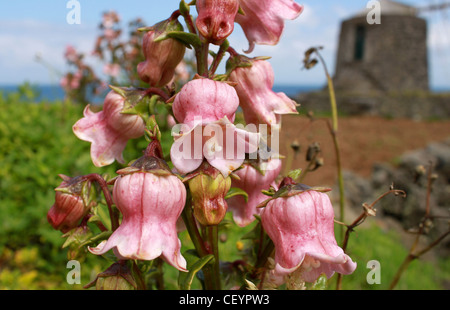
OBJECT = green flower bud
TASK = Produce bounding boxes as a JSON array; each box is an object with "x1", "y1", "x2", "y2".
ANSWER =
[
  {"x1": 188, "y1": 166, "x2": 231, "y2": 226},
  {"x1": 85, "y1": 262, "x2": 137, "y2": 290}
]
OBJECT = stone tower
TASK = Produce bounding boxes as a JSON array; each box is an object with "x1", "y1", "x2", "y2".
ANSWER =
[{"x1": 333, "y1": 0, "x2": 429, "y2": 93}]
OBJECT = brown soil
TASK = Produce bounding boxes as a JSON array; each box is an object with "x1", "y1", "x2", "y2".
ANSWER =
[{"x1": 279, "y1": 114, "x2": 450, "y2": 187}]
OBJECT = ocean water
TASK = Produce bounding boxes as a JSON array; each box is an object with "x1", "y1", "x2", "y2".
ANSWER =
[
  {"x1": 1, "y1": 84, "x2": 448, "y2": 103},
  {"x1": 0, "y1": 84, "x2": 323, "y2": 103}
]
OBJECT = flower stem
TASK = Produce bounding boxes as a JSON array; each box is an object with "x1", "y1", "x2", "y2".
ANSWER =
[
  {"x1": 196, "y1": 42, "x2": 210, "y2": 77},
  {"x1": 335, "y1": 188, "x2": 406, "y2": 290},
  {"x1": 314, "y1": 48, "x2": 345, "y2": 241},
  {"x1": 83, "y1": 173, "x2": 119, "y2": 231},
  {"x1": 389, "y1": 163, "x2": 449, "y2": 290},
  {"x1": 131, "y1": 260, "x2": 147, "y2": 290},
  {"x1": 205, "y1": 225, "x2": 221, "y2": 290},
  {"x1": 181, "y1": 192, "x2": 217, "y2": 290},
  {"x1": 181, "y1": 193, "x2": 207, "y2": 257},
  {"x1": 209, "y1": 40, "x2": 229, "y2": 76}
]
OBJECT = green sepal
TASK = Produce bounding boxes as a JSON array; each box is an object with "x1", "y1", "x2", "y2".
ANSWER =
[
  {"x1": 62, "y1": 226, "x2": 93, "y2": 250},
  {"x1": 225, "y1": 54, "x2": 271, "y2": 73},
  {"x1": 157, "y1": 31, "x2": 202, "y2": 49},
  {"x1": 287, "y1": 168, "x2": 303, "y2": 181},
  {"x1": 77, "y1": 231, "x2": 113, "y2": 249},
  {"x1": 225, "y1": 187, "x2": 248, "y2": 202},
  {"x1": 109, "y1": 85, "x2": 149, "y2": 117},
  {"x1": 179, "y1": 0, "x2": 191, "y2": 15},
  {"x1": 256, "y1": 184, "x2": 332, "y2": 209}
]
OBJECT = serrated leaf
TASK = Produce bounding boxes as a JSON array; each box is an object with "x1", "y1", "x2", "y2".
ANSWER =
[{"x1": 225, "y1": 187, "x2": 248, "y2": 202}]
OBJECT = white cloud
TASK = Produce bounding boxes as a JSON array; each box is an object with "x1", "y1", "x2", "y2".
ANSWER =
[{"x1": 0, "y1": 19, "x2": 99, "y2": 85}]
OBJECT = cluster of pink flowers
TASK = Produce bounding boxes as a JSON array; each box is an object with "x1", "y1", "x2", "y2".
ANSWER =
[{"x1": 49, "y1": 0, "x2": 356, "y2": 290}]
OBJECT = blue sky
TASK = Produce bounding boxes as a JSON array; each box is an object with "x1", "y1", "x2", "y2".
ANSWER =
[{"x1": 0, "y1": 0, "x2": 449, "y2": 88}]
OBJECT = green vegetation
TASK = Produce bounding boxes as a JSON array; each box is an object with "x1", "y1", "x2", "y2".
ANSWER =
[
  {"x1": 0, "y1": 85, "x2": 139, "y2": 289},
  {"x1": 336, "y1": 223, "x2": 449, "y2": 290},
  {"x1": 0, "y1": 85, "x2": 447, "y2": 290}
]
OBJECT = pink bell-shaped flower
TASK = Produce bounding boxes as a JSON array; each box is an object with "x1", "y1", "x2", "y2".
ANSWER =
[
  {"x1": 260, "y1": 181, "x2": 356, "y2": 284},
  {"x1": 235, "y1": 0, "x2": 304, "y2": 53},
  {"x1": 170, "y1": 78, "x2": 259, "y2": 177},
  {"x1": 73, "y1": 90, "x2": 146, "y2": 167},
  {"x1": 89, "y1": 142, "x2": 188, "y2": 272},
  {"x1": 229, "y1": 58, "x2": 298, "y2": 128},
  {"x1": 227, "y1": 158, "x2": 282, "y2": 227},
  {"x1": 196, "y1": 0, "x2": 239, "y2": 45},
  {"x1": 137, "y1": 18, "x2": 186, "y2": 87}
]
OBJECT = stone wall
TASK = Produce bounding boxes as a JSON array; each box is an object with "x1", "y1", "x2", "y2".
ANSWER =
[
  {"x1": 339, "y1": 139, "x2": 450, "y2": 257},
  {"x1": 296, "y1": 90, "x2": 450, "y2": 120}
]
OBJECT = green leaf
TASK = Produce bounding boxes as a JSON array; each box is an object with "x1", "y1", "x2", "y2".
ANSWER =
[
  {"x1": 178, "y1": 250, "x2": 214, "y2": 290},
  {"x1": 78, "y1": 231, "x2": 112, "y2": 248},
  {"x1": 159, "y1": 31, "x2": 202, "y2": 49},
  {"x1": 225, "y1": 187, "x2": 248, "y2": 202},
  {"x1": 95, "y1": 202, "x2": 113, "y2": 231}
]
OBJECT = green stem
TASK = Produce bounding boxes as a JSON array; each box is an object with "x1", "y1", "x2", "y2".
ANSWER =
[
  {"x1": 181, "y1": 196, "x2": 207, "y2": 257},
  {"x1": 205, "y1": 225, "x2": 221, "y2": 290},
  {"x1": 131, "y1": 261, "x2": 147, "y2": 290},
  {"x1": 83, "y1": 174, "x2": 119, "y2": 231},
  {"x1": 389, "y1": 254, "x2": 415, "y2": 290},
  {"x1": 209, "y1": 40, "x2": 229, "y2": 76},
  {"x1": 315, "y1": 49, "x2": 345, "y2": 240},
  {"x1": 196, "y1": 42, "x2": 210, "y2": 77},
  {"x1": 181, "y1": 194, "x2": 216, "y2": 290},
  {"x1": 155, "y1": 258, "x2": 165, "y2": 290}
]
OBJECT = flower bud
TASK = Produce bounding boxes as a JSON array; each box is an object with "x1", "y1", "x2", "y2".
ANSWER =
[
  {"x1": 47, "y1": 175, "x2": 97, "y2": 233},
  {"x1": 196, "y1": 0, "x2": 239, "y2": 45},
  {"x1": 188, "y1": 164, "x2": 231, "y2": 226},
  {"x1": 85, "y1": 262, "x2": 137, "y2": 290},
  {"x1": 137, "y1": 19, "x2": 186, "y2": 87}
]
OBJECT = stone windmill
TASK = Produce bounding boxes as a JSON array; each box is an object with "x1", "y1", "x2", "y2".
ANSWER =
[
  {"x1": 307, "y1": 0, "x2": 450, "y2": 118},
  {"x1": 333, "y1": 0, "x2": 431, "y2": 93}
]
